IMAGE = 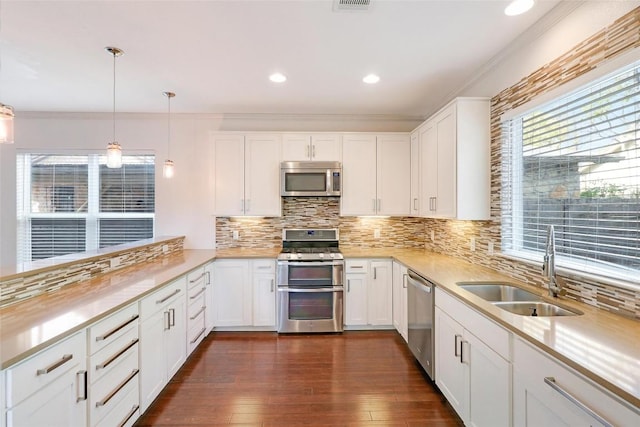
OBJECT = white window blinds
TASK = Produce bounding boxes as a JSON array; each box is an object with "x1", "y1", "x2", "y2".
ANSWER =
[
  {"x1": 502, "y1": 60, "x2": 640, "y2": 280},
  {"x1": 17, "y1": 153, "x2": 155, "y2": 262}
]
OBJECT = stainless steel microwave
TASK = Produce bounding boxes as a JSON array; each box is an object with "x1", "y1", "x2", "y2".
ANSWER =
[{"x1": 280, "y1": 161, "x2": 341, "y2": 197}]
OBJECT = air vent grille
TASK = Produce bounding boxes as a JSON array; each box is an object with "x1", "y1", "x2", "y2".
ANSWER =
[{"x1": 333, "y1": 0, "x2": 371, "y2": 12}]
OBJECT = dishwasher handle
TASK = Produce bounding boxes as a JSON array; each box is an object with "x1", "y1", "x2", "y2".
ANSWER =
[{"x1": 407, "y1": 270, "x2": 433, "y2": 293}]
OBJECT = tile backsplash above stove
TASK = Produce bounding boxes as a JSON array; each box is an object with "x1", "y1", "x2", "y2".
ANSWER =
[{"x1": 215, "y1": 197, "x2": 424, "y2": 249}]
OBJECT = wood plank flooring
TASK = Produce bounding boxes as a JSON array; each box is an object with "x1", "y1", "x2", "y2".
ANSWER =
[{"x1": 135, "y1": 331, "x2": 463, "y2": 427}]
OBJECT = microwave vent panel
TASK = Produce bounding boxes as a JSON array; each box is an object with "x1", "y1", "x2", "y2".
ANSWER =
[{"x1": 333, "y1": 0, "x2": 371, "y2": 12}]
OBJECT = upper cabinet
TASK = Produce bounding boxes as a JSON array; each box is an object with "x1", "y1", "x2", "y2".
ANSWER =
[
  {"x1": 281, "y1": 133, "x2": 342, "y2": 161},
  {"x1": 341, "y1": 133, "x2": 410, "y2": 216},
  {"x1": 410, "y1": 131, "x2": 420, "y2": 216},
  {"x1": 415, "y1": 97, "x2": 490, "y2": 220},
  {"x1": 212, "y1": 133, "x2": 282, "y2": 217}
]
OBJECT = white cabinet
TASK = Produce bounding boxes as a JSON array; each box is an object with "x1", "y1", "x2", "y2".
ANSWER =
[
  {"x1": 417, "y1": 97, "x2": 490, "y2": 219},
  {"x1": 4, "y1": 331, "x2": 87, "y2": 427},
  {"x1": 513, "y1": 337, "x2": 640, "y2": 427},
  {"x1": 212, "y1": 133, "x2": 281, "y2": 216},
  {"x1": 139, "y1": 277, "x2": 186, "y2": 412},
  {"x1": 341, "y1": 134, "x2": 410, "y2": 216},
  {"x1": 204, "y1": 261, "x2": 215, "y2": 333},
  {"x1": 252, "y1": 260, "x2": 276, "y2": 328},
  {"x1": 410, "y1": 130, "x2": 420, "y2": 216},
  {"x1": 212, "y1": 260, "x2": 252, "y2": 327},
  {"x1": 281, "y1": 133, "x2": 342, "y2": 161},
  {"x1": 344, "y1": 259, "x2": 393, "y2": 328},
  {"x1": 186, "y1": 267, "x2": 208, "y2": 355},
  {"x1": 435, "y1": 288, "x2": 511, "y2": 427},
  {"x1": 88, "y1": 303, "x2": 140, "y2": 427},
  {"x1": 392, "y1": 261, "x2": 408, "y2": 342}
]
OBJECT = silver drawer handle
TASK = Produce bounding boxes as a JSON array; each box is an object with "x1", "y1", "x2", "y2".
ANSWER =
[
  {"x1": 96, "y1": 369, "x2": 139, "y2": 407},
  {"x1": 76, "y1": 370, "x2": 87, "y2": 402},
  {"x1": 256, "y1": 266, "x2": 272, "y2": 270},
  {"x1": 156, "y1": 288, "x2": 180, "y2": 304},
  {"x1": 96, "y1": 339, "x2": 138, "y2": 370},
  {"x1": 544, "y1": 377, "x2": 613, "y2": 427},
  {"x1": 118, "y1": 404, "x2": 139, "y2": 427},
  {"x1": 350, "y1": 265, "x2": 364, "y2": 269},
  {"x1": 190, "y1": 327, "x2": 207, "y2": 344},
  {"x1": 95, "y1": 314, "x2": 139, "y2": 341},
  {"x1": 189, "y1": 272, "x2": 206, "y2": 283},
  {"x1": 37, "y1": 354, "x2": 73, "y2": 375},
  {"x1": 190, "y1": 306, "x2": 206, "y2": 321},
  {"x1": 189, "y1": 287, "x2": 206, "y2": 300}
]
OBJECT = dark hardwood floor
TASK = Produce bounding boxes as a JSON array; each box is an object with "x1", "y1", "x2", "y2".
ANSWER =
[{"x1": 135, "y1": 331, "x2": 463, "y2": 427}]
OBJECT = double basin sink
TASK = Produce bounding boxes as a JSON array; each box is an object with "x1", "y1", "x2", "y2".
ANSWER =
[{"x1": 457, "y1": 283, "x2": 582, "y2": 317}]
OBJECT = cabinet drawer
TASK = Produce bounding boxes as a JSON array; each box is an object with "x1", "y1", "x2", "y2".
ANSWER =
[
  {"x1": 5, "y1": 330, "x2": 86, "y2": 407},
  {"x1": 187, "y1": 267, "x2": 207, "y2": 292},
  {"x1": 187, "y1": 283, "x2": 207, "y2": 308},
  {"x1": 140, "y1": 277, "x2": 186, "y2": 318},
  {"x1": 90, "y1": 346, "x2": 139, "y2": 426},
  {"x1": 90, "y1": 326, "x2": 139, "y2": 386},
  {"x1": 188, "y1": 292, "x2": 206, "y2": 320},
  {"x1": 435, "y1": 288, "x2": 510, "y2": 360},
  {"x1": 94, "y1": 381, "x2": 139, "y2": 427},
  {"x1": 88, "y1": 303, "x2": 139, "y2": 356},
  {"x1": 187, "y1": 312, "x2": 207, "y2": 348},
  {"x1": 345, "y1": 260, "x2": 368, "y2": 273},
  {"x1": 252, "y1": 260, "x2": 275, "y2": 273}
]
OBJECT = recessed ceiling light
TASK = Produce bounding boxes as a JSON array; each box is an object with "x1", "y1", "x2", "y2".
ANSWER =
[
  {"x1": 363, "y1": 74, "x2": 380, "y2": 84},
  {"x1": 269, "y1": 73, "x2": 287, "y2": 83},
  {"x1": 504, "y1": 0, "x2": 535, "y2": 16}
]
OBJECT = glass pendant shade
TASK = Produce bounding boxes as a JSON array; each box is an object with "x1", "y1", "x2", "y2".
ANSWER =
[
  {"x1": 163, "y1": 159, "x2": 175, "y2": 178},
  {"x1": 106, "y1": 141, "x2": 122, "y2": 168},
  {"x1": 0, "y1": 104, "x2": 15, "y2": 144}
]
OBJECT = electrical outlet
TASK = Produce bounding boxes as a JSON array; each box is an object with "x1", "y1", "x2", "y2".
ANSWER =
[
  {"x1": 430, "y1": 230, "x2": 435, "y2": 242},
  {"x1": 374, "y1": 229, "x2": 381, "y2": 239},
  {"x1": 470, "y1": 237, "x2": 476, "y2": 252},
  {"x1": 232, "y1": 230, "x2": 239, "y2": 240},
  {"x1": 488, "y1": 241, "x2": 494, "y2": 255},
  {"x1": 110, "y1": 256, "x2": 121, "y2": 269},
  {"x1": 162, "y1": 244, "x2": 169, "y2": 254}
]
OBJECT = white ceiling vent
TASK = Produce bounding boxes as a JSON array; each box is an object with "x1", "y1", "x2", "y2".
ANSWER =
[{"x1": 333, "y1": 0, "x2": 371, "y2": 12}]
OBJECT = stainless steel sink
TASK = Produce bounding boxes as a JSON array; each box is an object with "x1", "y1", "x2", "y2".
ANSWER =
[
  {"x1": 493, "y1": 302, "x2": 581, "y2": 317},
  {"x1": 457, "y1": 282, "x2": 542, "y2": 302}
]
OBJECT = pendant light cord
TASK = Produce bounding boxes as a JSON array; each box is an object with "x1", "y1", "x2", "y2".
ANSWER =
[
  {"x1": 167, "y1": 94, "x2": 171, "y2": 158},
  {"x1": 112, "y1": 51, "x2": 116, "y2": 143}
]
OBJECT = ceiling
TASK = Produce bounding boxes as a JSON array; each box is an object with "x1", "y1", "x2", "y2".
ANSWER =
[{"x1": 1, "y1": 0, "x2": 563, "y2": 119}]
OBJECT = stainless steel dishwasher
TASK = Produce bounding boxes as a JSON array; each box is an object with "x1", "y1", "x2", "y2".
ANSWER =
[{"x1": 407, "y1": 269, "x2": 435, "y2": 380}]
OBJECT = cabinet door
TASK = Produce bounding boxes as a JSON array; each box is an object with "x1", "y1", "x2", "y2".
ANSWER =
[
  {"x1": 434, "y1": 106, "x2": 456, "y2": 218},
  {"x1": 212, "y1": 260, "x2": 252, "y2": 327},
  {"x1": 165, "y1": 295, "x2": 186, "y2": 381},
  {"x1": 392, "y1": 262, "x2": 408, "y2": 342},
  {"x1": 139, "y1": 309, "x2": 166, "y2": 412},
  {"x1": 245, "y1": 134, "x2": 282, "y2": 216},
  {"x1": 344, "y1": 273, "x2": 368, "y2": 326},
  {"x1": 377, "y1": 135, "x2": 410, "y2": 216},
  {"x1": 435, "y1": 307, "x2": 468, "y2": 421},
  {"x1": 465, "y1": 331, "x2": 510, "y2": 427},
  {"x1": 311, "y1": 134, "x2": 342, "y2": 161},
  {"x1": 410, "y1": 131, "x2": 420, "y2": 216},
  {"x1": 368, "y1": 260, "x2": 393, "y2": 325},
  {"x1": 253, "y1": 272, "x2": 276, "y2": 327},
  {"x1": 282, "y1": 134, "x2": 311, "y2": 161},
  {"x1": 419, "y1": 123, "x2": 437, "y2": 216},
  {"x1": 341, "y1": 134, "x2": 377, "y2": 216},
  {"x1": 213, "y1": 134, "x2": 245, "y2": 216}
]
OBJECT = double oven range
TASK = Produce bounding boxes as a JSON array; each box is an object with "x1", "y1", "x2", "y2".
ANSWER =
[{"x1": 276, "y1": 229, "x2": 344, "y2": 333}]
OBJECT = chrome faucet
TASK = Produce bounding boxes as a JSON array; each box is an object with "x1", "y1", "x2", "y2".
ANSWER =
[{"x1": 542, "y1": 225, "x2": 564, "y2": 297}]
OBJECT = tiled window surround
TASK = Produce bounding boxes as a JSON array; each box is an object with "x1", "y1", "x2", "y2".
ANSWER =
[
  {"x1": 0, "y1": 236, "x2": 184, "y2": 308},
  {"x1": 216, "y1": 8, "x2": 640, "y2": 320}
]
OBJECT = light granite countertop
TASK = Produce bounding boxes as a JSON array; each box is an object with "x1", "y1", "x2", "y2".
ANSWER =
[{"x1": 1, "y1": 247, "x2": 638, "y2": 411}]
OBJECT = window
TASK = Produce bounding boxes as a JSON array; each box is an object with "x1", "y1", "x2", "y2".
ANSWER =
[
  {"x1": 17, "y1": 153, "x2": 155, "y2": 262},
  {"x1": 502, "y1": 60, "x2": 640, "y2": 281}
]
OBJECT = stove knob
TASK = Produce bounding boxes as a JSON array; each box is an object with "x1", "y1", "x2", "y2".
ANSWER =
[
  {"x1": 297, "y1": 253, "x2": 302, "y2": 259},
  {"x1": 289, "y1": 253, "x2": 294, "y2": 260},
  {"x1": 319, "y1": 253, "x2": 325, "y2": 259},
  {"x1": 330, "y1": 253, "x2": 335, "y2": 258}
]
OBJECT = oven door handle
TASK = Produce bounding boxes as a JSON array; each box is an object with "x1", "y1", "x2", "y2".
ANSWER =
[
  {"x1": 278, "y1": 287, "x2": 344, "y2": 293},
  {"x1": 277, "y1": 261, "x2": 343, "y2": 266}
]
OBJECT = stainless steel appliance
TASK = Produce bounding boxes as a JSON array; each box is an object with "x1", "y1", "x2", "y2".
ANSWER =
[
  {"x1": 276, "y1": 229, "x2": 344, "y2": 333},
  {"x1": 407, "y1": 270, "x2": 435, "y2": 380},
  {"x1": 280, "y1": 161, "x2": 341, "y2": 197}
]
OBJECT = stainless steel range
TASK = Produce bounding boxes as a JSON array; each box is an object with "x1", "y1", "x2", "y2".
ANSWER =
[{"x1": 276, "y1": 229, "x2": 344, "y2": 333}]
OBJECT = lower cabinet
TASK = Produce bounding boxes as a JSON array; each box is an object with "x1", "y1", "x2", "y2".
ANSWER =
[
  {"x1": 344, "y1": 259, "x2": 393, "y2": 328},
  {"x1": 139, "y1": 277, "x2": 186, "y2": 412},
  {"x1": 392, "y1": 261, "x2": 408, "y2": 341},
  {"x1": 212, "y1": 259, "x2": 276, "y2": 329},
  {"x1": 186, "y1": 267, "x2": 208, "y2": 355},
  {"x1": 513, "y1": 336, "x2": 640, "y2": 427},
  {"x1": 4, "y1": 331, "x2": 87, "y2": 427},
  {"x1": 435, "y1": 288, "x2": 511, "y2": 427}
]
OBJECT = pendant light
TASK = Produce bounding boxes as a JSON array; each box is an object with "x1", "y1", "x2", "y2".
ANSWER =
[
  {"x1": 163, "y1": 91, "x2": 175, "y2": 179},
  {"x1": 0, "y1": 103, "x2": 14, "y2": 144},
  {"x1": 105, "y1": 46, "x2": 124, "y2": 168}
]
